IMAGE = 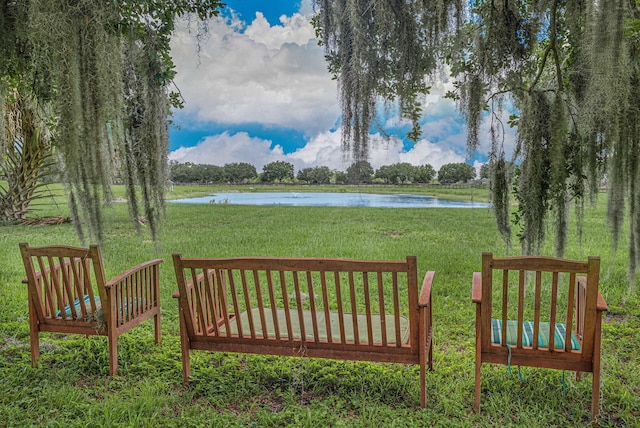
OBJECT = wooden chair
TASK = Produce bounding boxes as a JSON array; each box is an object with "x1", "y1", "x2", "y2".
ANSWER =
[
  {"x1": 19, "y1": 243, "x2": 162, "y2": 375},
  {"x1": 473, "y1": 252, "x2": 607, "y2": 417}
]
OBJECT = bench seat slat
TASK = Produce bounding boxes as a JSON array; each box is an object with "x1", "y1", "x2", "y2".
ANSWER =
[{"x1": 219, "y1": 308, "x2": 410, "y2": 345}]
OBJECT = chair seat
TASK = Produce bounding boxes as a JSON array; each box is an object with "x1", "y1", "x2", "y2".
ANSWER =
[
  {"x1": 56, "y1": 295, "x2": 146, "y2": 325},
  {"x1": 491, "y1": 319, "x2": 581, "y2": 351},
  {"x1": 56, "y1": 295, "x2": 100, "y2": 318}
]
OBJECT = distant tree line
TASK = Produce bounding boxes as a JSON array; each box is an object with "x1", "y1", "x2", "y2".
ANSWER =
[{"x1": 169, "y1": 160, "x2": 484, "y2": 185}]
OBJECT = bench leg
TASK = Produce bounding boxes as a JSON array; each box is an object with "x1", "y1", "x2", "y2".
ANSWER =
[
  {"x1": 419, "y1": 361, "x2": 426, "y2": 408},
  {"x1": 591, "y1": 319, "x2": 603, "y2": 419},
  {"x1": 418, "y1": 308, "x2": 431, "y2": 407},
  {"x1": 428, "y1": 328, "x2": 433, "y2": 372},
  {"x1": 154, "y1": 312, "x2": 162, "y2": 344}
]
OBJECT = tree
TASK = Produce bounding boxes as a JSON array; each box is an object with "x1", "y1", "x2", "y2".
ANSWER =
[
  {"x1": 261, "y1": 161, "x2": 294, "y2": 183},
  {"x1": 414, "y1": 164, "x2": 436, "y2": 184},
  {"x1": 201, "y1": 164, "x2": 225, "y2": 183},
  {"x1": 1, "y1": 88, "x2": 56, "y2": 221},
  {"x1": 314, "y1": 1, "x2": 640, "y2": 282},
  {"x1": 333, "y1": 171, "x2": 347, "y2": 184},
  {"x1": 375, "y1": 163, "x2": 418, "y2": 184},
  {"x1": 224, "y1": 162, "x2": 257, "y2": 183},
  {"x1": 346, "y1": 160, "x2": 373, "y2": 184},
  {"x1": 393, "y1": 162, "x2": 417, "y2": 184},
  {"x1": 1, "y1": 1, "x2": 224, "y2": 243},
  {"x1": 374, "y1": 165, "x2": 395, "y2": 183},
  {"x1": 297, "y1": 166, "x2": 332, "y2": 184},
  {"x1": 169, "y1": 162, "x2": 225, "y2": 183},
  {"x1": 438, "y1": 163, "x2": 475, "y2": 185},
  {"x1": 479, "y1": 163, "x2": 490, "y2": 180}
]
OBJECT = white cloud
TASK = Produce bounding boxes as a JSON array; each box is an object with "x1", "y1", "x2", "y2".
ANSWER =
[
  {"x1": 171, "y1": 12, "x2": 339, "y2": 136},
  {"x1": 298, "y1": 0, "x2": 314, "y2": 16},
  {"x1": 168, "y1": 5, "x2": 515, "y2": 173},
  {"x1": 169, "y1": 128, "x2": 464, "y2": 173},
  {"x1": 168, "y1": 131, "x2": 283, "y2": 171}
]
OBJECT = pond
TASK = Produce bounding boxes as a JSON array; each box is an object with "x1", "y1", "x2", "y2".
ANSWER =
[{"x1": 168, "y1": 192, "x2": 491, "y2": 209}]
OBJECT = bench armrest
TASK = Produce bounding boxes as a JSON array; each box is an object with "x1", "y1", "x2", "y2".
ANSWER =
[
  {"x1": 418, "y1": 271, "x2": 435, "y2": 308},
  {"x1": 576, "y1": 276, "x2": 608, "y2": 312},
  {"x1": 105, "y1": 259, "x2": 163, "y2": 289},
  {"x1": 472, "y1": 272, "x2": 482, "y2": 303},
  {"x1": 597, "y1": 292, "x2": 608, "y2": 312}
]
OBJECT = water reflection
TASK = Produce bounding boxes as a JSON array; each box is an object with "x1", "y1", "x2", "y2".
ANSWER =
[{"x1": 169, "y1": 192, "x2": 491, "y2": 208}]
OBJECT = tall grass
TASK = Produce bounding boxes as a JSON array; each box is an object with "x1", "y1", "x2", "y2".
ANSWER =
[{"x1": 0, "y1": 185, "x2": 637, "y2": 426}]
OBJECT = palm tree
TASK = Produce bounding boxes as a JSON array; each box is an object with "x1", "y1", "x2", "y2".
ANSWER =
[{"x1": 1, "y1": 88, "x2": 55, "y2": 222}]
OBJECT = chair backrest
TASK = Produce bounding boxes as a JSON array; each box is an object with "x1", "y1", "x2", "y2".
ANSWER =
[
  {"x1": 479, "y1": 252, "x2": 600, "y2": 363},
  {"x1": 173, "y1": 255, "x2": 419, "y2": 351},
  {"x1": 20, "y1": 243, "x2": 109, "y2": 325}
]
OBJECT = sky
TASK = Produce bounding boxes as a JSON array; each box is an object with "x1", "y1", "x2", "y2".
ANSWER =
[{"x1": 168, "y1": 0, "x2": 517, "y2": 173}]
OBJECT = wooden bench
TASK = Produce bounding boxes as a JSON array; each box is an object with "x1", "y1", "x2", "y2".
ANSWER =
[{"x1": 172, "y1": 254, "x2": 434, "y2": 406}]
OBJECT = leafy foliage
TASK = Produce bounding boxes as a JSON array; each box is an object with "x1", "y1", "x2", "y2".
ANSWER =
[
  {"x1": 437, "y1": 163, "x2": 475, "y2": 185},
  {"x1": 261, "y1": 161, "x2": 295, "y2": 183},
  {"x1": 313, "y1": 0, "x2": 462, "y2": 161},
  {"x1": 346, "y1": 160, "x2": 374, "y2": 184},
  {"x1": 0, "y1": 0, "x2": 223, "y2": 243},
  {"x1": 223, "y1": 162, "x2": 257, "y2": 184},
  {"x1": 315, "y1": 0, "x2": 640, "y2": 284},
  {"x1": 297, "y1": 166, "x2": 333, "y2": 184},
  {"x1": 0, "y1": 87, "x2": 56, "y2": 221},
  {"x1": 414, "y1": 164, "x2": 436, "y2": 184}
]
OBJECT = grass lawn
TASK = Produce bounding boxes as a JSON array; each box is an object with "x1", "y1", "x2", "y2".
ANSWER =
[{"x1": 0, "y1": 185, "x2": 638, "y2": 426}]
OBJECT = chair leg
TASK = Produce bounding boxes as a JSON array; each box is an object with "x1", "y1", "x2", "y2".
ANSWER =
[
  {"x1": 179, "y1": 310, "x2": 191, "y2": 386},
  {"x1": 591, "y1": 370, "x2": 601, "y2": 419},
  {"x1": 474, "y1": 308, "x2": 482, "y2": 413},
  {"x1": 108, "y1": 332, "x2": 118, "y2": 376},
  {"x1": 29, "y1": 300, "x2": 40, "y2": 366},
  {"x1": 474, "y1": 358, "x2": 481, "y2": 413}
]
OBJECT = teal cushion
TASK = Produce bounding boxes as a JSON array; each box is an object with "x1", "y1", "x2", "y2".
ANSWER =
[
  {"x1": 56, "y1": 295, "x2": 98, "y2": 318},
  {"x1": 491, "y1": 319, "x2": 581, "y2": 351}
]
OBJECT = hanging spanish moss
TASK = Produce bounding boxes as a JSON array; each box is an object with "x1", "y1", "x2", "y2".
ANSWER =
[
  {"x1": 314, "y1": 0, "x2": 463, "y2": 162},
  {"x1": 121, "y1": 37, "x2": 170, "y2": 242},
  {"x1": 315, "y1": 0, "x2": 640, "y2": 288},
  {"x1": 28, "y1": 0, "x2": 123, "y2": 243},
  {"x1": 1, "y1": 0, "x2": 222, "y2": 244}
]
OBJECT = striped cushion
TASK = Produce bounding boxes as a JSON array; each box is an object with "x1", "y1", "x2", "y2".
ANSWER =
[
  {"x1": 491, "y1": 319, "x2": 581, "y2": 351},
  {"x1": 56, "y1": 295, "x2": 99, "y2": 318}
]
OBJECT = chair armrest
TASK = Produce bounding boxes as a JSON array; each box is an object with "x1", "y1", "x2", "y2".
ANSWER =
[
  {"x1": 173, "y1": 291, "x2": 180, "y2": 299},
  {"x1": 105, "y1": 259, "x2": 163, "y2": 289},
  {"x1": 418, "y1": 271, "x2": 435, "y2": 308},
  {"x1": 472, "y1": 272, "x2": 482, "y2": 303}
]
